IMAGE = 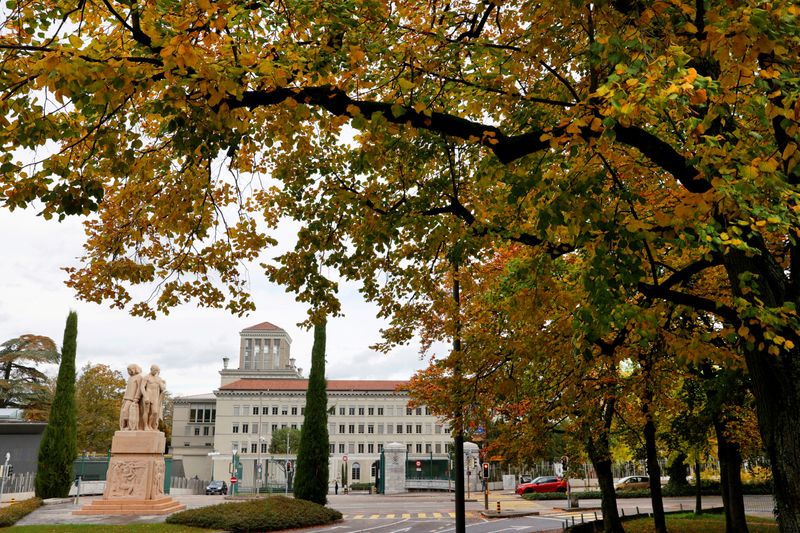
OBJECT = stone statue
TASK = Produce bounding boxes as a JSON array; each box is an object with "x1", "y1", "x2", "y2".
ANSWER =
[
  {"x1": 142, "y1": 364, "x2": 166, "y2": 431},
  {"x1": 119, "y1": 364, "x2": 144, "y2": 431}
]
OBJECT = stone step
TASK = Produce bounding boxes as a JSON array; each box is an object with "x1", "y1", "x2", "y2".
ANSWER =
[{"x1": 73, "y1": 497, "x2": 185, "y2": 515}]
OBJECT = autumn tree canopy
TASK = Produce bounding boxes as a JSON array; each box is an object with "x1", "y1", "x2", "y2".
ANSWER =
[{"x1": 1, "y1": 0, "x2": 799, "y2": 529}]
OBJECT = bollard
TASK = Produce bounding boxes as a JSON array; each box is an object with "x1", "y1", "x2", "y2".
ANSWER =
[
  {"x1": 496, "y1": 501, "x2": 501, "y2": 513},
  {"x1": 9, "y1": 498, "x2": 16, "y2": 506},
  {"x1": 636, "y1": 506, "x2": 640, "y2": 515}
]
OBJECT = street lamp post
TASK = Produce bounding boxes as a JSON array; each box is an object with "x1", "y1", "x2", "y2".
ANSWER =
[{"x1": 231, "y1": 448, "x2": 238, "y2": 496}]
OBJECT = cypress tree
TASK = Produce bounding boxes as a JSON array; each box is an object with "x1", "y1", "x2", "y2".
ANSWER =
[
  {"x1": 35, "y1": 311, "x2": 78, "y2": 498},
  {"x1": 293, "y1": 320, "x2": 329, "y2": 504}
]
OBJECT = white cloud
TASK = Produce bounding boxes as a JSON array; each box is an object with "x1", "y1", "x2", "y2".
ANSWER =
[{"x1": 0, "y1": 209, "x2": 437, "y2": 397}]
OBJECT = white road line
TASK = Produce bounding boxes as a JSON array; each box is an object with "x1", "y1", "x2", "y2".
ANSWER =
[{"x1": 349, "y1": 518, "x2": 411, "y2": 533}]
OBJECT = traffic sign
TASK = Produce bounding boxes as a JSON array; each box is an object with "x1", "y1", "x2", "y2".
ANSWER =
[
  {"x1": 343, "y1": 455, "x2": 348, "y2": 462},
  {"x1": 230, "y1": 476, "x2": 237, "y2": 484},
  {"x1": 415, "y1": 460, "x2": 421, "y2": 467}
]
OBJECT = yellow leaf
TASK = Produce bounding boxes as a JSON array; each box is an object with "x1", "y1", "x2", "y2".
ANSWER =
[
  {"x1": 198, "y1": 0, "x2": 211, "y2": 11},
  {"x1": 68, "y1": 35, "x2": 83, "y2": 48}
]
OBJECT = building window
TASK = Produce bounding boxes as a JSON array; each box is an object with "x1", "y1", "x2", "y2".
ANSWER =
[
  {"x1": 339, "y1": 443, "x2": 345, "y2": 453},
  {"x1": 273, "y1": 406, "x2": 279, "y2": 415},
  {"x1": 378, "y1": 444, "x2": 383, "y2": 452},
  {"x1": 252, "y1": 423, "x2": 259, "y2": 434},
  {"x1": 387, "y1": 425, "x2": 393, "y2": 434},
  {"x1": 251, "y1": 443, "x2": 257, "y2": 453},
  {"x1": 371, "y1": 462, "x2": 378, "y2": 478},
  {"x1": 368, "y1": 424, "x2": 374, "y2": 434},
  {"x1": 253, "y1": 406, "x2": 259, "y2": 415},
  {"x1": 406, "y1": 407, "x2": 413, "y2": 415},
  {"x1": 358, "y1": 407, "x2": 365, "y2": 415},
  {"x1": 425, "y1": 423, "x2": 432, "y2": 434},
  {"x1": 330, "y1": 444, "x2": 335, "y2": 454},
  {"x1": 339, "y1": 424, "x2": 345, "y2": 434},
  {"x1": 262, "y1": 406, "x2": 269, "y2": 415},
  {"x1": 291, "y1": 424, "x2": 297, "y2": 430},
  {"x1": 352, "y1": 463, "x2": 361, "y2": 480},
  {"x1": 435, "y1": 425, "x2": 442, "y2": 434},
  {"x1": 271, "y1": 424, "x2": 278, "y2": 432},
  {"x1": 416, "y1": 425, "x2": 422, "y2": 434},
  {"x1": 189, "y1": 409, "x2": 196, "y2": 422},
  {"x1": 262, "y1": 443, "x2": 268, "y2": 453},
  {"x1": 232, "y1": 424, "x2": 239, "y2": 434},
  {"x1": 416, "y1": 407, "x2": 422, "y2": 415},
  {"x1": 406, "y1": 425, "x2": 412, "y2": 434},
  {"x1": 281, "y1": 406, "x2": 288, "y2": 415},
  {"x1": 339, "y1": 407, "x2": 345, "y2": 415},
  {"x1": 348, "y1": 443, "x2": 355, "y2": 454},
  {"x1": 203, "y1": 426, "x2": 210, "y2": 436},
  {"x1": 426, "y1": 444, "x2": 432, "y2": 453},
  {"x1": 281, "y1": 424, "x2": 287, "y2": 429},
  {"x1": 242, "y1": 423, "x2": 249, "y2": 433},
  {"x1": 425, "y1": 407, "x2": 431, "y2": 415},
  {"x1": 358, "y1": 425, "x2": 365, "y2": 434},
  {"x1": 233, "y1": 406, "x2": 240, "y2": 416},
  {"x1": 368, "y1": 443, "x2": 374, "y2": 453},
  {"x1": 416, "y1": 444, "x2": 422, "y2": 453},
  {"x1": 358, "y1": 444, "x2": 364, "y2": 453},
  {"x1": 396, "y1": 425, "x2": 403, "y2": 434},
  {"x1": 377, "y1": 407, "x2": 384, "y2": 416},
  {"x1": 194, "y1": 427, "x2": 200, "y2": 436},
  {"x1": 292, "y1": 407, "x2": 298, "y2": 415},
  {"x1": 407, "y1": 444, "x2": 412, "y2": 452},
  {"x1": 368, "y1": 407, "x2": 374, "y2": 415},
  {"x1": 243, "y1": 406, "x2": 250, "y2": 415},
  {"x1": 435, "y1": 443, "x2": 441, "y2": 453},
  {"x1": 301, "y1": 407, "x2": 305, "y2": 415},
  {"x1": 349, "y1": 407, "x2": 355, "y2": 415},
  {"x1": 349, "y1": 425, "x2": 355, "y2": 434},
  {"x1": 329, "y1": 423, "x2": 336, "y2": 435}
]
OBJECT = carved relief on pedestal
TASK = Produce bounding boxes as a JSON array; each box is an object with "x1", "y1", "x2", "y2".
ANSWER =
[
  {"x1": 152, "y1": 460, "x2": 165, "y2": 498},
  {"x1": 107, "y1": 460, "x2": 148, "y2": 499}
]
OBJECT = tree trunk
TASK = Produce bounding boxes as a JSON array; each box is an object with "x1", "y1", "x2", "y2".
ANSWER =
[
  {"x1": 643, "y1": 413, "x2": 667, "y2": 533},
  {"x1": 694, "y1": 457, "x2": 702, "y2": 514},
  {"x1": 723, "y1": 248, "x2": 800, "y2": 532},
  {"x1": 592, "y1": 456, "x2": 625, "y2": 533},
  {"x1": 715, "y1": 420, "x2": 748, "y2": 533}
]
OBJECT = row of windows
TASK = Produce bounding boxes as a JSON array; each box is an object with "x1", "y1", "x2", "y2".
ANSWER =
[
  {"x1": 233, "y1": 405, "x2": 304, "y2": 417},
  {"x1": 232, "y1": 422, "x2": 299, "y2": 434},
  {"x1": 189, "y1": 407, "x2": 216, "y2": 423},
  {"x1": 331, "y1": 423, "x2": 446, "y2": 435},
  {"x1": 327, "y1": 406, "x2": 432, "y2": 416},
  {"x1": 185, "y1": 425, "x2": 215, "y2": 436},
  {"x1": 327, "y1": 442, "x2": 448, "y2": 454}
]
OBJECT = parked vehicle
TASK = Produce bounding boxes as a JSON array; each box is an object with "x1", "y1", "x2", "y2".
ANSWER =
[
  {"x1": 615, "y1": 475, "x2": 650, "y2": 490},
  {"x1": 205, "y1": 480, "x2": 228, "y2": 495},
  {"x1": 515, "y1": 476, "x2": 568, "y2": 494}
]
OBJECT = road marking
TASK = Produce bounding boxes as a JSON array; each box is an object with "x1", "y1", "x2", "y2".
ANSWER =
[
  {"x1": 402, "y1": 513, "x2": 411, "y2": 518},
  {"x1": 354, "y1": 515, "x2": 365, "y2": 519},
  {"x1": 386, "y1": 514, "x2": 396, "y2": 518},
  {"x1": 417, "y1": 513, "x2": 427, "y2": 518},
  {"x1": 433, "y1": 512, "x2": 443, "y2": 518},
  {"x1": 370, "y1": 514, "x2": 380, "y2": 519},
  {"x1": 349, "y1": 518, "x2": 410, "y2": 533}
]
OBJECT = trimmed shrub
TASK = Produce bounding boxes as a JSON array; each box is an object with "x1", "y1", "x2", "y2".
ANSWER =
[
  {"x1": 522, "y1": 481, "x2": 774, "y2": 501},
  {"x1": 349, "y1": 482, "x2": 374, "y2": 491},
  {"x1": 0, "y1": 497, "x2": 43, "y2": 527},
  {"x1": 166, "y1": 495, "x2": 342, "y2": 532}
]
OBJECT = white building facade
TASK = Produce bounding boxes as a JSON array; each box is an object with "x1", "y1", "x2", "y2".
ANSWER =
[{"x1": 171, "y1": 322, "x2": 454, "y2": 487}]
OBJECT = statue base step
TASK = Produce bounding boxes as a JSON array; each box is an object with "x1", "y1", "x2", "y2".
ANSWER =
[{"x1": 73, "y1": 496, "x2": 185, "y2": 515}]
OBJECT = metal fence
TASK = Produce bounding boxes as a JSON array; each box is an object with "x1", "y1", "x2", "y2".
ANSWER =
[
  {"x1": 169, "y1": 477, "x2": 209, "y2": 494},
  {"x1": 0, "y1": 472, "x2": 35, "y2": 495}
]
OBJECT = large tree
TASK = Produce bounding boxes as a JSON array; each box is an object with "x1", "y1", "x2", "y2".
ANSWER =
[
  {"x1": 35, "y1": 311, "x2": 78, "y2": 498},
  {"x1": 75, "y1": 363, "x2": 125, "y2": 453},
  {"x1": 0, "y1": 335, "x2": 59, "y2": 412},
  {"x1": 2, "y1": 1, "x2": 800, "y2": 528},
  {"x1": 293, "y1": 320, "x2": 330, "y2": 505}
]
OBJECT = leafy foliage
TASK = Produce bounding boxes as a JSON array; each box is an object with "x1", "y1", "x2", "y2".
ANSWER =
[
  {"x1": 0, "y1": 335, "x2": 59, "y2": 412},
  {"x1": 269, "y1": 427, "x2": 301, "y2": 454},
  {"x1": 35, "y1": 312, "x2": 78, "y2": 498},
  {"x1": 293, "y1": 321, "x2": 330, "y2": 505},
  {"x1": 75, "y1": 363, "x2": 125, "y2": 453}
]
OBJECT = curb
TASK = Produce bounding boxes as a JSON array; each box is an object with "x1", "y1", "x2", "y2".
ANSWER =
[{"x1": 481, "y1": 510, "x2": 541, "y2": 518}]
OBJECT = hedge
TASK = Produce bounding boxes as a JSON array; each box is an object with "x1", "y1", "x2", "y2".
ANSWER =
[{"x1": 0, "y1": 497, "x2": 43, "y2": 527}]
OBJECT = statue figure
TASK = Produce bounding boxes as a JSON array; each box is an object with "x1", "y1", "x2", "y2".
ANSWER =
[
  {"x1": 119, "y1": 364, "x2": 143, "y2": 431},
  {"x1": 142, "y1": 364, "x2": 166, "y2": 431}
]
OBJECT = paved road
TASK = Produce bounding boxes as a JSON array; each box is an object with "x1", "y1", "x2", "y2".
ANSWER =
[{"x1": 14, "y1": 490, "x2": 775, "y2": 532}]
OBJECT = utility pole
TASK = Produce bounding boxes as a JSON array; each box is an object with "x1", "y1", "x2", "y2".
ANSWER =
[{"x1": 453, "y1": 266, "x2": 466, "y2": 533}]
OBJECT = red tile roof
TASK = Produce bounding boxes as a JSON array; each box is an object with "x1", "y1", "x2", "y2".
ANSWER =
[
  {"x1": 241, "y1": 321, "x2": 285, "y2": 332},
  {"x1": 219, "y1": 379, "x2": 408, "y2": 392}
]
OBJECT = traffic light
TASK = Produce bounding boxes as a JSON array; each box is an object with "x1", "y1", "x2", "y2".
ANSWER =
[
  {"x1": 482, "y1": 462, "x2": 489, "y2": 479},
  {"x1": 6, "y1": 464, "x2": 13, "y2": 477},
  {"x1": 286, "y1": 461, "x2": 293, "y2": 472}
]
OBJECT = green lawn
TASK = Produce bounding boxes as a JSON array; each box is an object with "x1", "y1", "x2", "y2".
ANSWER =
[
  {"x1": 7, "y1": 525, "x2": 211, "y2": 532},
  {"x1": 622, "y1": 512, "x2": 778, "y2": 532}
]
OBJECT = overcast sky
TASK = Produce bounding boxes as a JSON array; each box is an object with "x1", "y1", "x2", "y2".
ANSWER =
[{"x1": 0, "y1": 208, "x2": 434, "y2": 397}]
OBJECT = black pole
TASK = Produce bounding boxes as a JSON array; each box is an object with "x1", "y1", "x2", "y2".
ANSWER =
[{"x1": 452, "y1": 267, "x2": 465, "y2": 533}]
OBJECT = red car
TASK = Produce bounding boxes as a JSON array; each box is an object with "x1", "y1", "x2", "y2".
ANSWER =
[{"x1": 515, "y1": 476, "x2": 568, "y2": 495}]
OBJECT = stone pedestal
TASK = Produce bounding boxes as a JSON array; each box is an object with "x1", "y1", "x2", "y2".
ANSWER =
[
  {"x1": 383, "y1": 442, "x2": 407, "y2": 494},
  {"x1": 75, "y1": 431, "x2": 185, "y2": 515}
]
